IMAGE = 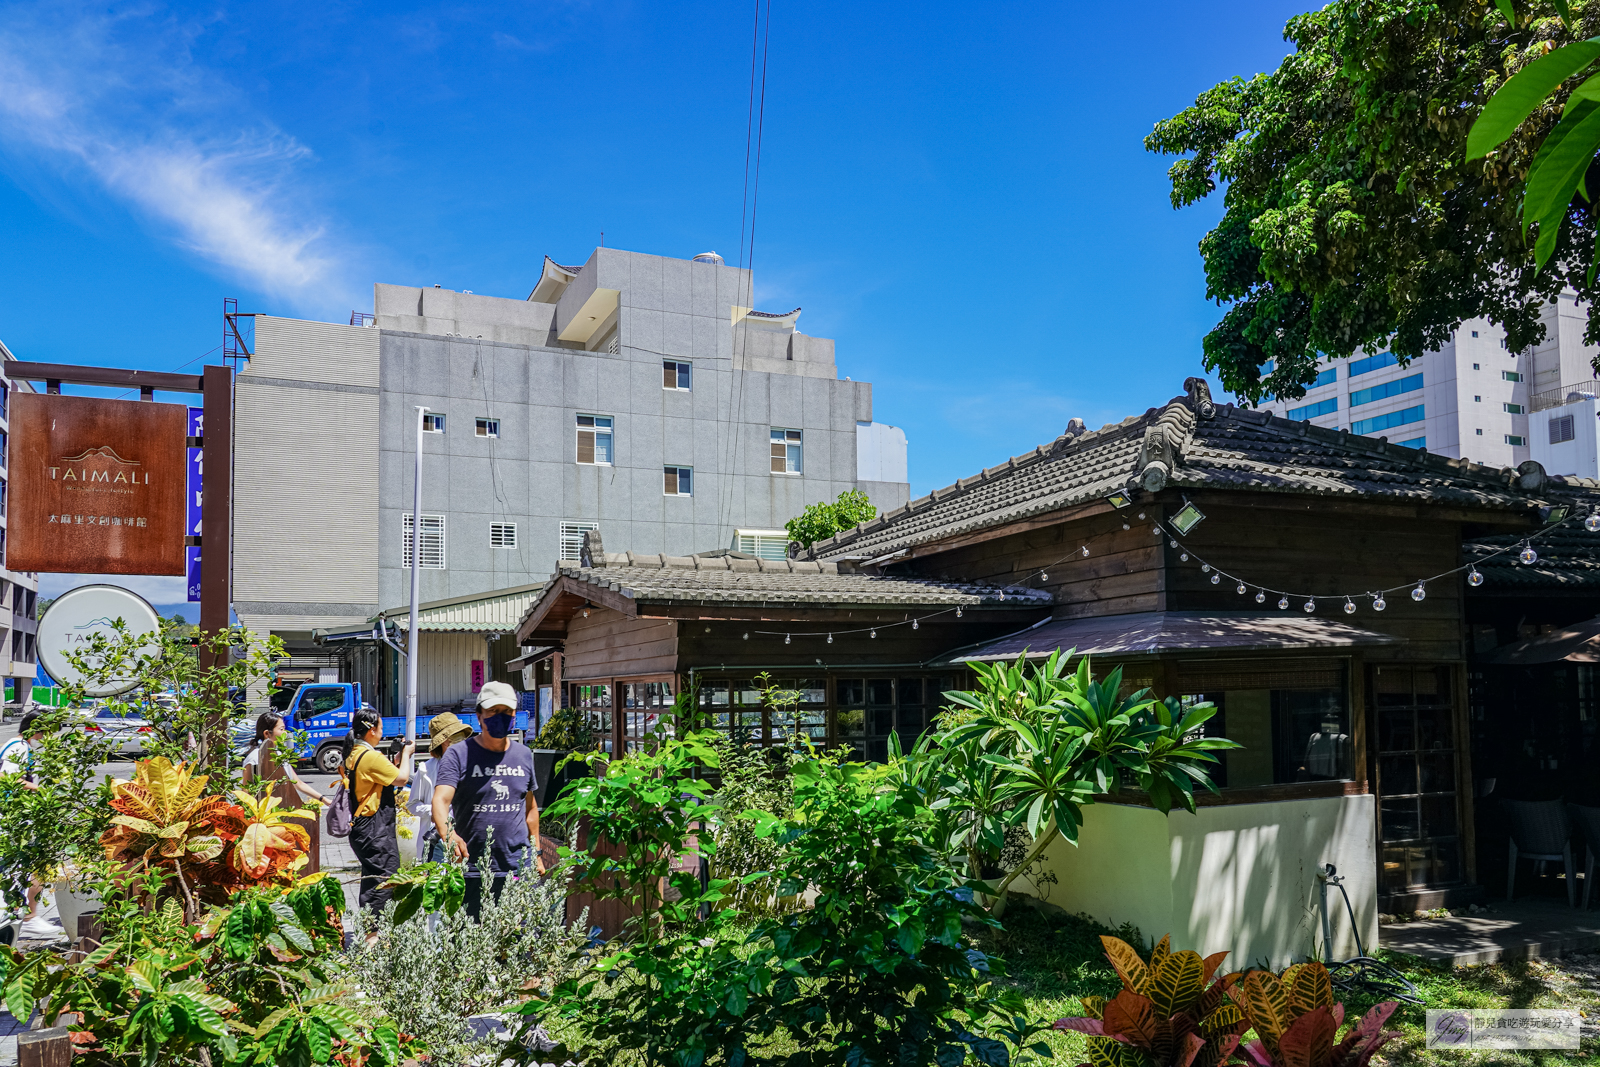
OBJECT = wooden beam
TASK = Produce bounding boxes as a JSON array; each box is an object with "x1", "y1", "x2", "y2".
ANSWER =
[
  {"x1": 6, "y1": 361, "x2": 206, "y2": 394},
  {"x1": 897, "y1": 500, "x2": 1117, "y2": 560}
]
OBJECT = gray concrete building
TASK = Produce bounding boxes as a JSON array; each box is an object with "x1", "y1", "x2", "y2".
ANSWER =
[
  {"x1": 0, "y1": 339, "x2": 41, "y2": 707},
  {"x1": 233, "y1": 246, "x2": 909, "y2": 654}
]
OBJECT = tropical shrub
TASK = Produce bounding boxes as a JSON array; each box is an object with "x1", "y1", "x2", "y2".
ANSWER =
[
  {"x1": 348, "y1": 857, "x2": 590, "y2": 1063},
  {"x1": 904, "y1": 651, "x2": 1237, "y2": 915},
  {"x1": 1052, "y1": 934, "x2": 1246, "y2": 1067},
  {"x1": 532, "y1": 705, "x2": 598, "y2": 751},
  {"x1": 1228, "y1": 962, "x2": 1397, "y2": 1067},
  {"x1": 783, "y1": 487, "x2": 876, "y2": 548},
  {"x1": 2, "y1": 873, "x2": 410, "y2": 1067}
]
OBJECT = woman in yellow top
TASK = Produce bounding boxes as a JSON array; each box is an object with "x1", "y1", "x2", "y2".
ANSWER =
[{"x1": 341, "y1": 709, "x2": 414, "y2": 919}]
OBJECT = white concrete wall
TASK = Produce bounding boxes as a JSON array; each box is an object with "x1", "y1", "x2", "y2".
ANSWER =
[
  {"x1": 1013, "y1": 795, "x2": 1377, "y2": 970},
  {"x1": 1531, "y1": 396, "x2": 1600, "y2": 478}
]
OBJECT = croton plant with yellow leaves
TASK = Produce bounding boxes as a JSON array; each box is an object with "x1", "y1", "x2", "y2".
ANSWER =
[{"x1": 100, "y1": 757, "x2": 315, "y2": 921}]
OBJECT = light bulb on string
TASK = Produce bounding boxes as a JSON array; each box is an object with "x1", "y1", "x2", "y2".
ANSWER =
[
  {"x1": 1081, "y1": 546, "x2": 1089, "y2": 557},
  {"x1": 870, "y1": 628, "x2": 877, "y2": 638},
  {"x1": 956, "y1": 606, "x2": 963, "y2": 618},
  {"x1": 1153, "y1": 527, "x2": 1163, "y2": 538},
  {"x1": 1412, "y1": 582, "x2": 1427, "y2": 602},
  {"x1": 1237, "y1": 582, "x2": 1247, "y2": 595},
  {"x1": 1303, "y1": 598, "x2": 1316, "y2": 613},
  {"x1": 1255, "y1": 590, "x2": 1266, "y2": 604},
  {"x1": 1122, "y1": 521, "x2": 1131, "y2": 530},
  {"x1": 1210, "y1": 573, "x2": 1221, "y2": 585},
  {"x1": 1587, "y1": 510, "x2": 1600, "y2": 533},
  {"x1": 1170, "y1": 538, "x2": 1178, "y2": 548},
  {"x1": 1138, "y1": 512, "x2": 1146, "y2": 520},
  {"x1": 1468, "y1": 567, "x2": 1484, "y2": 587},
  {"x1": 1344, "y1": 597, "x2": 1356, "y2": 615},
  {"x1": 784, "y1": 633, "x2": 791, "y2": 645},
  {"x1": 912, "y1": 618, "x2": 919, "y2": 630},
  {"x1": 1278, "y1": 596, "x2": 1289, "y2": 610},
  {"x1": 1202, "y1": 564, "x2": 1211, "y2": 573},
  {"x1": 998, "y1": 590, "x2": 1006, "y2": 601},
  {"x1": 827, "y1": 633, "x2": 834, "y2": 644},
  {"x1": 743, "y1": 632, "x2": 749, "y2": 640},
  {"x1": 1372, "y1": 593, "x2": 1387, "y2": 612},
  {"x1": 1179, "y1": 552, "x2": 1189, "y2": 562},
  {"x1": 1519, "y1": 543, "x2": 1539, "y2": 565},
  {"x1": 1040, "y1": 572, "x2": 1049, "y2": 582}
]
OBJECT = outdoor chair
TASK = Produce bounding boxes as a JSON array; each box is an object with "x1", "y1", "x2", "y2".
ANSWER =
[
  {"x1": 1568, "y1": 804, "x2": 1600, "y2": 911},
  {"x1": 1503, "y1": 799, "x2": 1576, "y2": 907}
]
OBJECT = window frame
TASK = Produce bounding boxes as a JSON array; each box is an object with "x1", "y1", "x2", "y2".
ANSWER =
[
  {"x1": 576, "y1": 414, "x2": 614, "y2": 466},
  {"x1": 559, "y1": 521, "x2": 600, "y2": 562},
  {"x1": 422, "y1": 413, "x2": 446, "y2": 434},
  {"x1": 401, "y1": 512, "x2": 447, "y2": 569},
  {"x1": 1505, "y1": 434, "x2": 1526, "y2": 446},
  {"x1": 490, "y1": 521, "x2": 518, "y2": 548},
  {"x1": 475, "y1": 417, "x2": 500, "y2": 438},
  {"x1": 1503, "y1": 402, "x2": 1525, "y2": 415},
  {"x1": 663, "y1": 465, "x2": 693, "y2": 496},
  {"x1": 770, "y1": 428, "x2": 803, "y2": 474},
  {"x1": 662, "y1": 360, "x2": 692, "y2": 391},
  {"x1": 1550, "y1": 414, "x2": 1577, "y2": 445}
]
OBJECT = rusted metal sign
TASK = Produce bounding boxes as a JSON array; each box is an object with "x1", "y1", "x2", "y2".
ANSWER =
[{"x1": 7, "y1": 393, "x2": 186, "y2": 574}]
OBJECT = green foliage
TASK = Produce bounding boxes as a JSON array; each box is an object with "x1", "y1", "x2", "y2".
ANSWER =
[
  {"x1": 351, "y1": 855, "x2": 590, "y2": 1063},
  {"x1": 903, "y1": 651, "x2": 1236, "y2": 916},
  {"x1": 507, "y1": 736, "x2": 1051, "y2": 1066},
  {"x1": 703, "y1": 732, "x2": 805, "y2": 914},
  {"x1": 1227, "y1": 961, "x2": 1397, "y2": 1067},
  {"x1": 783, "y1": 488, "x2": 877, "y2": 549},
  {"x1": 2, "y1": 874, "x2": 408, "y2": 1067},
  {"x1": 1051, "y1": 934, "x2": 1245, "y2": 1067},
  {"x1": 1147, "y1": 0, "x2": 1600, "y2": 403},
  {"x1": 533, "y1": 704, "x2": 599, "y2": 751},
  {"x1": 0, "y1": 705, "x2": 115, "y2": 905},
  {"x1": 381, "y1": 860, "x2": 467, "y2": 924}
]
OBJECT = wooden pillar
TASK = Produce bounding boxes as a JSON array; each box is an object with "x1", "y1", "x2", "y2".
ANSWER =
[
  {"x1": 19, "y1": 1028, "x2": 72, "y2": 1067},
  {"x1": 200, "y1": 364, "x2": 232, "y2": 664}
]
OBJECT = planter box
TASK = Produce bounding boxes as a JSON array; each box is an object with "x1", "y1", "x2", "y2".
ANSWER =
[{"x1": 52, "y1": 880, "x2": 100, "y2": 940}]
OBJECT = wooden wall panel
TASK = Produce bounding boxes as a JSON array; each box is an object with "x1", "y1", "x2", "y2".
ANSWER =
[{"x1": 561, "y1": 611, "x2": 679, "y2": 681}]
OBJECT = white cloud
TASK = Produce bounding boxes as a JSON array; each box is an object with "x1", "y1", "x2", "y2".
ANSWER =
[{"x1": 0, "y1": 6, "x2": 335, "y2": 298}]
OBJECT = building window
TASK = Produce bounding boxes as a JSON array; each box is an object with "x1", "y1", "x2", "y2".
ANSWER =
[
  {"x1": 1505, "y1": 434, "x2": 1526, "y2": 446},
  {"x1": 770, "y1": 428, "x2": 802, "y2": 473},
  {"x1": 401, "y1": 513, "x2": 446, "y2": 569},
  {"x1": 1349, "y1": 351, "x2": 1400, "y2": 376},
  {"x1": 1472, "y1": 363, "x2": 1480, "y2": 370},
  {"x1": 0, "y1": 477, "x2": 6, "y2": 517},
  {"x1": 1397, "y1": 437, "x2": 1426, "y2": 449},
  {"x1": 1503, "y1": 402, "x2": 1524, "y2": 414},
  {"x1": 662, "y1": 360, "x2": 691, "y2": 390},
  {"x1": 422, "y1": 413, "x2": 446, "y2": 433},
  {"x1": 577, "y1": 414, "x2": 613, "y2": 464},
  {"x1": 1311, "y1": 368, "x2": 1337, "y2": 388},
  {"x1": 0, "y1": 382, "x2": 7, "y2": 420},
  {"x1": 1287, "y1": 398, "x2": 1337, "y2": 421},
  {"x1": 1502, "y1": 370, "x2": 1523, "y2": 382},
  {"x1": 490, "y1": 522, "x2": 518, "y2": 548},
  {"x1": 1350, "y1": 372, "x2": 1423, "y2": 408},
  {"x1": 734, "y1": 529, "x2": 790, "y2": 560},
  {"x1": 560, "y1": 521, "x2": 600, "y2": 562},
  {"x1": 1550, "y1": 415, "x2": 1577, "y2": 444},
  {"x1": 1471, "y1": 330, "x2": 1479, "y2": 337},
  {"x1": 1352, "y1": 404, "x2": 1425, "y2": 436},
  {"x1": 476, "y1": 418, "x2": 500, "y2": 438},
  {"x1": 1476, "y1": 428, "x2": 1484, "y2": 435},
  {"x1": 663, "y1": 465, "x2": 693, "y2": 496}
]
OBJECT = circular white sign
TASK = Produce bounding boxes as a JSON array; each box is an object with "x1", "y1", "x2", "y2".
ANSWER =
[{"x1": 37, "y1": 585, "x2": 162, "y2": 697}]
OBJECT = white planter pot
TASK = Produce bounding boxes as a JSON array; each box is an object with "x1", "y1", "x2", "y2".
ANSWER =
[
  {"x1": 52, "y1": 880, "x2": 100, "y2": 939},
  {"x1": 397, "y1": 815, "x2": 422, "y2": 868}
]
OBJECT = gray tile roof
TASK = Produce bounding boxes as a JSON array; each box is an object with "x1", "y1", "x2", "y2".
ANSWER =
[
  {"x1": 549, "y1": 552, "x2": 1053, "y2": 607},
  {"x1": 805, "y1": 378, "x2": 1600, "y2": 562},
  {"x1": 1464, "y1": 524, "x2": 1600, "y2": 590}
]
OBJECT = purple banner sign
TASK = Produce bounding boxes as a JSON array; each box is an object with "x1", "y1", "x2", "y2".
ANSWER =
[{"x1": 187, "y1": 407, "x2": 203, "y2": 603}]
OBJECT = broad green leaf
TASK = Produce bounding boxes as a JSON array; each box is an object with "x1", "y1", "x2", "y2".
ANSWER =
[
  {"x1": 1496, "y1": 0, "x2": 1515, "y2": 26},
  {"x1": 1523, "y1": 97, "x2": 1600, "y2": 229},
  {"x1": 3, "y1": 961, "x2": 37, "y2": 1023},
  {"x1": 1468, "y1": 39, "x2": 1600, "y2": 159}
]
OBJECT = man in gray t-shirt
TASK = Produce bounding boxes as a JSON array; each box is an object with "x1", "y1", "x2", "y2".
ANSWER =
[{"x1": 431, "y1": 682, "x2": 543, "y2": 916}]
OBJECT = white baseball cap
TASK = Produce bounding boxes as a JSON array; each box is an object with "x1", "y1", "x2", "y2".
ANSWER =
[{"x1": 475, "y1": 680, "x2": 517, "y2": 712}]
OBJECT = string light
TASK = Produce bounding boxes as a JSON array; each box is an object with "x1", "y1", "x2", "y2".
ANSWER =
[
  {"x1": 1179, "y1": 552, "x2": 1189, "y2": 562},
  {"x1": 1170, "y1": 539, "x2": 1178, "y2": 548},
  {"x1": 827, "y1": 633, "x2": 834, "y2": 644},
  {"x1": 1278, "y1": 596, "x2": 1289, "y2": 610},
  {"x1": 1122, "y1": 520, "x2": 1131, "y2": 530},
  {"x1": 1255, "y1": 590, "x2": 1266, "y2": 603},
  {"x1": 1237, "y1": 582, "x2": 1247, "y2": 595},
  {"x1": 1468, "y1": 567, "x2": 1484, "y2": 587},
  {"x1": 1040, "y1": 571, "x2": 1049, "y2": 582},
  {"x1": 1344, "y1": 597, "x2": 1356, "y2": 615},
  {"x1": 1210, "y1": 573, "x2": 1221, "y2": 585},
  {"x1": 956, "y1": 606, "x2": 963, "y2": 618},
  {"x1": 870, "y1": 628, "x2": 877, "y2": 638},
  {"x1": 1080, "y1": 545, "x2": 1089, "y2": 557},
  {"x1": 1303, "y1": 598, "x2": 1316, "y2": 613},
  {"x1": 1202, "y1": 564, "x2": 1211, "y2": 573},
  {"x1": 785, "y1": 633, "x2": 791, "y2": 645},
  {"x1": 743, "y1": 632, "x2": 749, "y2": 640},
  {"x1": 1519, "y1": 543, "x2": 1539, "y2": 565},
  {"x1": 1587, "y1": 510, "x2": 1600, "y2": 533},
  {"x1": 1372, "y1": 593, "x2": 1386, "y2": 611},
  {"x1": 912, "y1": 618, "x2": 919, "y2": 630},
  {"x1": 1138, "y1": 512, "x2": 1146, "y2": 520},
  {"x1": 1412, "y1": 582, "x2": 1427, "y2": 602}
]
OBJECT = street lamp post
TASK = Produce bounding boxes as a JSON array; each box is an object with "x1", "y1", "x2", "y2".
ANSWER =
[{"x1": 405, "y1": 406, "x2": 428, "y2": 746}]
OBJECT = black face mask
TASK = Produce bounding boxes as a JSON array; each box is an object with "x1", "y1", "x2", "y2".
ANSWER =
[{"x1": 483, "y1": 711, "x2": 514, "y2": 739}]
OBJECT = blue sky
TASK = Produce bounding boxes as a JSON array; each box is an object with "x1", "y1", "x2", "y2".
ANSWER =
[{"x1": 2, "y1": 0, "x2": 1309, "y2": 613}]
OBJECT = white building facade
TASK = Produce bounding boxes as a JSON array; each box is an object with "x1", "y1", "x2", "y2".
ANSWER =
[
  {"x1": 0, "y1": 340, "x2": 41, "y2": 707},
  {"x1": 1259, "y1": 295, "x2": 1600, "y2": 468}
]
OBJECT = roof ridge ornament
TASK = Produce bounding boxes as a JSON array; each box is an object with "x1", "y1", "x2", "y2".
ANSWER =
[
  {"x1": 580, "y1": 529, "x2": 605, "y2": 568},
  {"x1": 1518, "y1": 459, "x2": 1548, "y2": 492},
  {"x1": 1184, "y1": 377, "x2": 1217, "y2": 419},
  {"x1": 1131, "y1": 424, "x2": 1175, "y2": 493}
]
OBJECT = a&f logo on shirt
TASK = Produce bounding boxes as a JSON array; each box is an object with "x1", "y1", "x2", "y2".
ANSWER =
[{"x1": 469, "y1": 763, "x2": 525, "y2": 813}]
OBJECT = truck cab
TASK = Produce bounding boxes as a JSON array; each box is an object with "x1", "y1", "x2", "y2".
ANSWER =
[{"x1": 281, "y1": 682, "x2": 369, "y2": 773}]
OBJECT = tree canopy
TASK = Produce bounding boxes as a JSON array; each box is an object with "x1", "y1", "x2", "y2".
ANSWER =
[
  {"x1": 784, "y1": 489, "x2": 878, "y2": 548},
  {"x1": 1149, "y1": 0, "x2": 1600, "y2": 404}
]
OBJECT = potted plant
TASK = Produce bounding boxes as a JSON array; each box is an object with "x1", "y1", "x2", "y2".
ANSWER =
[{"x1": 529, "y1": 706, "x2": 596, "y2": 809}]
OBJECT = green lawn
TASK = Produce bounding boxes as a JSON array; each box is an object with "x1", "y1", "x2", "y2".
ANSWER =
[{"x1": 971, "y1": 904, "x2": 1600, "y2": 1066}]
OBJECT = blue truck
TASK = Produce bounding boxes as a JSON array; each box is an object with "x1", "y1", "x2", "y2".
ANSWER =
[{"x1": 259, "y1": 682, "x2": 530, "y2": 773}]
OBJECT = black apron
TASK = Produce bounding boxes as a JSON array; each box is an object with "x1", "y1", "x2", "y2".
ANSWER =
[{"x1": 347, "y1": 746, "x2": 400, "y2": 914}]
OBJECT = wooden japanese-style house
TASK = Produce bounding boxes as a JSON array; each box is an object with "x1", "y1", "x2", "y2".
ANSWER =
[{"x1": 514, "y1": 378, "x2": 1600, "y2": 965}]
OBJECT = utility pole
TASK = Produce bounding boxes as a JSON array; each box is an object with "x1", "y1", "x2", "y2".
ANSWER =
[{"x1": 405, "y1": 406, "x2": 428, "y2": 746}]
